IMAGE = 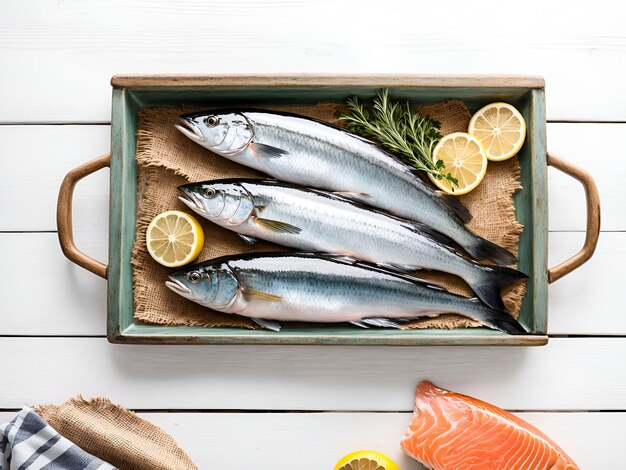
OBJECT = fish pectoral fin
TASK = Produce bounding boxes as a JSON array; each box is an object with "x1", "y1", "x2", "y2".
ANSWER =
[
  {"x1": 238, "y1": 234, "x2": 259, "y2": 245},
  {"x1": 350, "y1": 321, "x2": 370, "y2": 329},
  {"x1": 255, "y1": 218, "x2": 301, "y2": 234},
  {"x1": 249, "y1": 142, "x2": 289, "y2": 158},
  {"x1": 332, "y1": 191, "x2": 372, "y2": 204},
  {"x1": 360, "y1": 317, "x2": 403, "y2": 328},
  {"x1": 244, "y1": 289, "x2": 283, "y2": 302},
  {"x1": 251, "y1": 318, "x2": 282, "y2": 331}
]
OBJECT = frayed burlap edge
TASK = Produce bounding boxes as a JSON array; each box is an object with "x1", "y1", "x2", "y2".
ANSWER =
[{"x1": 34, "y1": 396, "x2": 197, "y2": 470}]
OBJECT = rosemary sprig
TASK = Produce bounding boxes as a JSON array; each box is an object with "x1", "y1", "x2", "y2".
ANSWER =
[{"x1": 338, "y1": 89, "x2": 458, "y2": 187}]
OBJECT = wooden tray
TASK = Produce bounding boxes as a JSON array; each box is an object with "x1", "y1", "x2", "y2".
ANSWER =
[{"x1": 57, "y1": 75, "x2": 600, "y2": 346}]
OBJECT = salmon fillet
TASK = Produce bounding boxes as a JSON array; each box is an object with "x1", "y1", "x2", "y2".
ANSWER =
[{"x1": 400, "y1": 381, "x2": 579, "y2": 470}]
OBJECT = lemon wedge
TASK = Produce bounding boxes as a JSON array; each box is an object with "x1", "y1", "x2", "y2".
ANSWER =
[
  {"x1": 429, "y1": 132, "x2": 488, "y2": 195},
  {"x1": 334, "y1": 450, "x2": 401, "y2": 470},
  {"x1": 468, "y1": 102, "x2": 526, "y2": 161},
  {"x1": 146, "y1": 211, "x2": 204, "y2": 267}
]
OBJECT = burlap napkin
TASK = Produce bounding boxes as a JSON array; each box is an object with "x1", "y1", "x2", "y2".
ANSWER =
[
  {"x1": 35, "y1": 397, "x2": 196, "y2": 470},
  {"x1": 131, "y1": 100, "x2": 526, "y2": 330}
]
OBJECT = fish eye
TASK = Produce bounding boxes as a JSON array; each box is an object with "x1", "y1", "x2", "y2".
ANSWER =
[
  {"x1": 203, "y1": 187, "x2": 216, "y2": 198},
  {"x1": 205, "y1": 116, "x2": 219, "y2": 127},
  {"x1": 187, "y1": 271, "x2": 202, "y2": 283}
]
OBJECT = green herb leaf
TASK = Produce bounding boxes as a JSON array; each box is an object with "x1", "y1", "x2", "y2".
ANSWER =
[{"x1": 338, "y1": 89, "x2": 457, "y2": 186}]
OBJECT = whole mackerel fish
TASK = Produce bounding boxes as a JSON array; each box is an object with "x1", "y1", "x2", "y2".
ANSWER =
[
  {"x1": 165, "y1": 252, "x2": 526, "y2": 335},
  {"x1": 175, "y1": 109, "x2": 516, "y2": 265},
  {"x1": 178, "y1": 179, "x2": 526, "y2": 311}
]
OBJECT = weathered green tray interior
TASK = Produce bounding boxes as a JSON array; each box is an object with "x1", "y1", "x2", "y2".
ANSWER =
[{"x1": 108, "y1": 83, "x2": 547, "y2": 345}]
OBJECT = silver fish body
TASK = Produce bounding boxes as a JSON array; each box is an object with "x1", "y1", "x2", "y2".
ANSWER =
[
  {"x1": 178, "y1": 179, "x2": 526, "y2": 311},
  {"x1": 176, "y1": 109, "x2": 516, "y2": 265},
  {"x1": 165, "y1": 253, "x2": 526, "y2": 335}
]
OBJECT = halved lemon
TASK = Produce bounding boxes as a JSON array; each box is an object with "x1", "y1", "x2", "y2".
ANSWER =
[
  {"x1": 146, "y1": 210, "x2": 204, "y2": 267},
  {"x1": 428, "y1": 132, "x2": 488, "y2": 195},
  {"x1": 468, "y1": 102, "x2": 526, "y2": 161},
  {"x1": 334, "y1": 450, "x2": 401, "y2": 470}
]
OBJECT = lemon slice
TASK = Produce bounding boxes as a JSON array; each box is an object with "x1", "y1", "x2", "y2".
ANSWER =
[
  {"x1": 146, "y1": 210, "x2": 204, "y2": 267},
  {"x1": 428, "y1": 132, "x2": 487, "y2": 195},
  {"x1": 468, "y1": 102, "x2": 526, "y2": 161},
  {"x1": 334, "y1": 450, "x2": 400, "y2": 470}
]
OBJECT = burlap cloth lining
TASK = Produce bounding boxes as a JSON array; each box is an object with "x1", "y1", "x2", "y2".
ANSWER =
[
  {"x1": 131, "y1": 100, "x2": 526, "y2": 330},
  {"x1": 35, "y1": 397, "x2": 197, "y2": 470}
]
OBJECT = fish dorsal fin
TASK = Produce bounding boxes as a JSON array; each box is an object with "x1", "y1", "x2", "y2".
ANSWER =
[
  {"x1": 249, "y1": 142, "x2": 289, "y2": 158},
  {"x1": 390, "y1": 274, "x2": 449, "y2": 292},
  {"x1": 374, "y1": 262, "x2": 421, "y2": 274},
  {"x1": 363, "y1": 264, "x2": 448, "y2": 292},
  {"x1": 311, "y1": 253, "x2": 361, "y2": 265},
  {"x1": 251, "y1": 318, "x2": 282, "y2": 331},
  {"x1": 301, "y1": 252, "x2": 447, "y2": 292},
  {"x1": 435, "y1": 190, "x2": 472, "y2": 224},
  {"x1": 244, "y1": 289, "x2": 283, "y2": 302},
  {"x1": 404, "y1": 220, "x2": 456, "y2": 248},
  {"x1": 254, "y1": 217, "x2": 301, "y2": 234}
]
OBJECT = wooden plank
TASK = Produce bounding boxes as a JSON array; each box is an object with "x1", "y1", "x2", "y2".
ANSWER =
[
  {"x1": 1, "y1": 231, "x2": 621, "y2": 335},
  {"x1": 0, "y1": 337, "x2": 624, "y2": 411},
  {"x1": 1, "y1": 123, "x2": 622, "y2": 233},
  {"x1": 547, "y1": 123, "x2": 625, "y2": 232},
  {"x1": 548, "y1": 231, "x2": 624, "y2": 334},
  {"x1": 1, "y1": 1, "x2": 625, "y2": 122},
  {"x1": 0, "y1": 125, "x2": 110, "y2": 233},
  {"x1": 1, "y1": 233, "x2": 107, "y2": 336},
  {"x1": 0, "y1": 411, "x2": 622, "y2": 468}
]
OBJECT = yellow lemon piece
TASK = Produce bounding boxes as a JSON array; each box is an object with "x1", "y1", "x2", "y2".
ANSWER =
[
  {"x1": 334, "y1": 450, "x2": 401, "y2": 470},
  {"x1": 146, "y1": 210, "x2": 204, "y2": 267},
  {"x1": 429, "y1": 132, "x2": 488, "y2": 196},
  {"x1": 468, "y1": 102, "x2": 526, "y2": 161}
]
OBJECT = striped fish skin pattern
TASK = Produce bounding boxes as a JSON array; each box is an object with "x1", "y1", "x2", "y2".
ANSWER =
[
  {"x1": 178, "y1": 179, "x2": 527, "y2": 313},
  {"x1": 165, "y1": 252, "x2": 526, "y2": 335},
  {"x1": 175, "y1": 109, "x2": 517, "y2": 266},
  {"x1": 0, "y1": 408, "x2": 116, "y2": 470},
  {"x1": 400, "y1": 381, "x2": 580, "y2": 470}
]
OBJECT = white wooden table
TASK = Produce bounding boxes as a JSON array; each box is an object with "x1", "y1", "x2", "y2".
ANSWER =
[{"x1": 1, "y1": 1, "x2": 625, "y2": 468}]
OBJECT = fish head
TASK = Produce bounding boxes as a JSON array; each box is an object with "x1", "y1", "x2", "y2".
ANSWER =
[
  {"x1": 166, "y1": 262, "x2": 240, "y2": 311},
  {"x1": 176, "y1": 111, "x2": 253, "y2": 156},
  {"x1": 178, "y1": 181, "x2": 255, "y2": 226}
]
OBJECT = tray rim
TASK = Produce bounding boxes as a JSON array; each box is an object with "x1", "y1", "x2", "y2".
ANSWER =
[
  {"x1": 107, "y1": 75, "x2": 548, "y2": 346},
  {"x1": 110, "y1": 73, "x2": 546, "y2": 89}
]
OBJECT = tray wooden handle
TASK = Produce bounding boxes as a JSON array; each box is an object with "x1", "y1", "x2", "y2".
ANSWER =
[
  {"x1": 57, "y1": 153, "x2": 110, "y2": 279},
  {"x1": 547, "y1": 152, "x2": 600, "y2": 283}
]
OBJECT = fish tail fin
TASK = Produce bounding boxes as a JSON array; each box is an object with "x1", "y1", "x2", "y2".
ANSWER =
[
  {"x1": 471, "y1": 299, "x2": 527, "y2": 335},
  {"x1": 465, "y1": 235, "x2": 518, "y2": 265},
  {"x1": 470, "y1": 265, "x2": 528, "y2": 311},
  {"x1": 436, "y1": 191, "x2": 472, "y2": 224}
]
